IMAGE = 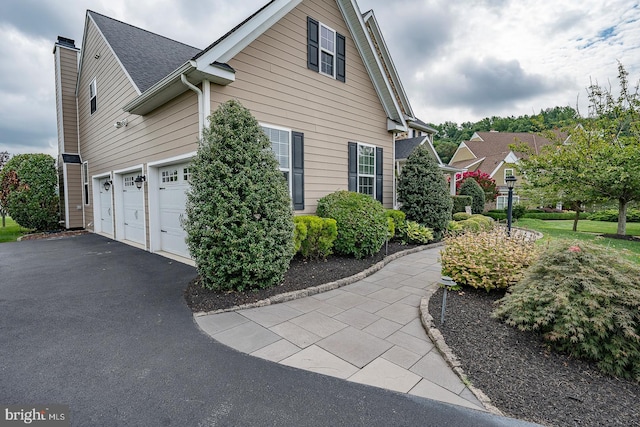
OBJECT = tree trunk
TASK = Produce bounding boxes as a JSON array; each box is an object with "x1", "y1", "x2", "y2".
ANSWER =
[
  {"x1": 572, "y1": 202, "x2": 582, "y2": 232},
  {"x1": 1, "y1": 212, "x2": 5, "y2": 228},
  {"x1": 617, "y1": 199, "x2": 627, "y2": 236}
]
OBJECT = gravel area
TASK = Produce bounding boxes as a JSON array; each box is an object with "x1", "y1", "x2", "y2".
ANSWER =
[
  {"x1": 427, "y1": 287, "x2": 640, "y2": 427},
  {"x1": 184, "y1": 241, "x2": 419, "y2": 312}
]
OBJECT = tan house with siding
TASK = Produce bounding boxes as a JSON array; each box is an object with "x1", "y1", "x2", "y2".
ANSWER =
[
  {"x1": 448, "y1": 131, "x2": 557, "y2": 209},
  {"x1": 53, "y1": 0, "x2": 421, "y2": 262}
]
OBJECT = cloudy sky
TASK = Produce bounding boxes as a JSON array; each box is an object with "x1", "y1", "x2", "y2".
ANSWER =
[{"x1": 1, "y1": 0, "x2": 638, "y2": 156}]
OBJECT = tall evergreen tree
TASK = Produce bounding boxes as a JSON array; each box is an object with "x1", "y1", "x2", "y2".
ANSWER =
[
  {"x1": 397, "y1": 145, "x2": 452, "y2": 240},
  {"x1": 183, "y1": 100, "x2": 295, "y2": 291}
]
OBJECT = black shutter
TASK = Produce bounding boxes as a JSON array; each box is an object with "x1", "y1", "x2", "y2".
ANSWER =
[
  {"x1": 336, "y1": 33, "x2": 346, "y2": 82},
  {"x1": 375, "y1": 147, "x2": 383, "y2": 202},
  {"x1": 348, "y1": 142, "x2": 357, "y2": 192},
  {"x1": 307, "y1": 17, "x2": 319, "y2": 72},
  {"x1": 292, "y1": 131, "x2": 305, "y2": 210}
]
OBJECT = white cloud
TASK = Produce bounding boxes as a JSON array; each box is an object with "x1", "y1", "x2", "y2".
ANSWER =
[{"x1": 0, "y1": 0, "x2": 639, "y2": 155}]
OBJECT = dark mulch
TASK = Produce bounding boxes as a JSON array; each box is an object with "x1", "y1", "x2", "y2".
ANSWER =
[
  {"x1": 601, "y1": 233, "x2": 640, "y2": 242},
  {"x1": 427, "y1": 287, "x2": 640, "y2": 427},
  {"x1": 184, "y1": 241, "x2": 419, "y2": 313}
]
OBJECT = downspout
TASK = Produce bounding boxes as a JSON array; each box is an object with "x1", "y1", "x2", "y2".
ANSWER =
[{"x1": 180, "y1": 74, "x2": 203, "y2": 141}]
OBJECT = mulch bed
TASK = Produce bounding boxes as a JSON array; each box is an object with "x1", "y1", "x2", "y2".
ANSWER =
[
  {"x1": 184, "y1": 241, "x2": 419, "y2": 313},
  {"x1": 427, "y1": 287, "x2": 640, "y2": 427},
  {"x1": 601, "y1": 233, "x2": 640, "y2": 242}
]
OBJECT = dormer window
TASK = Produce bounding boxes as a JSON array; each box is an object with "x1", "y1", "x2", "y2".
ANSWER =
[
  {"x1": 89, "y1": 79, "x2": 97, "y2": 114},
  {"x1": 307, "y1": 17, "x2": 346, "y2": 82}
]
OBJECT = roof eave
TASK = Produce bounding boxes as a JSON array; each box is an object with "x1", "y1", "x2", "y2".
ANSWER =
[
  {"x1": 123, "y1": 61, "x2": 235, "y2": 115},
  {"x1": 339, "y1": 0, "x2": 406, "y2": 131}
]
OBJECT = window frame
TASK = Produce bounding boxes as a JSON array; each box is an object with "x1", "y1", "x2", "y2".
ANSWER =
[
  {"x1": 357, "y1": 142, "x2": 376, "y2": 197},
  {"x1": 319, "y1": 23, "x2": 336, "y2": 78},
  {"x1": 89, "y1": 78, "x2": 97, "y2": 115},
  {"x1": 260, "y1": 123, "x2": 293, "y2": 196},
  {"x1": 504, "y1": 168, "x2": 514, "y2": 183},
  {"x1": 496, "y1": 195, "x2": 520, "y2": 210},
  {"x1": 82, "y1": 162, "x2": 90, "y2": 205}
]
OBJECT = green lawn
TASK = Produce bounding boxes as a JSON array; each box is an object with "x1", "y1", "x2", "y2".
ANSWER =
[
  {"x1": 516, "y1": 218, "x2": 640, "y2": 264},
  {"x1": 0, "y1": 217, "x2": 29, "y2": 243}
]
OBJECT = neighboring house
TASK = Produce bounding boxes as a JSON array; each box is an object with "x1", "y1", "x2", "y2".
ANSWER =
[
  {"x1": 448, "y1": 131, "x2": 558, "y2": 209},
  {"x1": 53, "y1": 0, "x2": 424, "y2": 262}
]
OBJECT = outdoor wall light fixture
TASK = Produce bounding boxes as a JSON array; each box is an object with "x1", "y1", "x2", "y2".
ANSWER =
[
  {"x1": 506, "y1": 174, "x2": 517, "y2": 236},
  {"x1": 103, "y1": 179, "x2": 112, "y2": 191},
  {"x1": 114, "y1": 119, "x2": 128, "y2": 129},
  {"x1": 134, "y1": 175, "x2": 146, "y2": 190}
]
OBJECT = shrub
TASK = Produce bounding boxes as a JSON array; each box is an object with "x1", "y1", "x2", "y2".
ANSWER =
[
  {"x1": 385, "y1": 209, "x2": 407, "y2": 240},
  {"x1": 397, "y1": 145, "x2": 452, "y2": 240},
  {"x1": 588, "y1": 208, "x2": 640, "y2": 222},
  {"x1": 403, "y1": 220, "x2": 434, "y2": 244},
  {"x1": 493, "y1": 241, "x2": 640, "y2": 381},
  {"x1": 458, "y1": 178, "x2": 485, "y2": 214},
  {"x1": 183, "y1": 100, "x2": 295, "y2": 292},
  {"x1": 293, "y1": 220, "x2": 308, "y2": 253},
  {"x1": 316, "y1": 190, "x2": 387, "y2": 259},
  {"x1": 510, "y1": 204, "x2": 527, "y2": 220},
  {"x1": 484, "y1": 211, "x2": 506, "y2": 221},
  {"x1": 469, "y1": 214, "x2": 494, "y2": 231},
  {"x1": 458, "y1": 218, "x2": 481, "y2": 232},
  {"x1": 523, "y1": 212, "x2": 589, "y2": 220},
  {"x1": 440, "y1": 228, "x2": 538, "y2": 291},
  {"x1": 452, "y1": 212, "x2": 471, "y2": 221},
  {"x1": 0, "y1": 154, "x2": 59, "y2": 231},
  {"x1": 446, "y1": 220, "x2": 464, "y2": 234},
  {"x1": 452, "y1": 195, "x2": 472, "y2": 214},
  {"x1": 294, "y1": 215, "x2": 337, "y2": 260}
]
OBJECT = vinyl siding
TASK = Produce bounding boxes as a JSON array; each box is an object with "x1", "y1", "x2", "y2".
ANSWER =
[
  {"x1": 450, "y1": 145, "x2": 475, "y2": 163},
  {"x1": 66, "y1": 164, "x2": 84, "y2": 228},
  {"x1": 78, "y1": 18, "x2": 199, "y2": 230},
  {"x1": 55, "y1": 47, "x2": 80, "y2": 154},
  {"x1": 208, "y1": 0, "x2": 393, "y2": 213}
]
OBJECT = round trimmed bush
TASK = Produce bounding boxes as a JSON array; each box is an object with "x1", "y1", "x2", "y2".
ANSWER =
[
  {"x1": 0, "y1": 153, "x2": 59, "y2": 231},
  {"x1": 397, "y1": 145, "x2": 452, "y2": 240},
  {"x1": 316, "y1": 190, "x2": 387, "y2": 259},
  {"x1": 458, "y1": 177, "x2": 485, "y2": 214},
  {"x1": 493, "y1": 241, "x2": 640, "y2": 381},
  {"x1": 183, "y1": 99, "x2": 295, "y2": 292},
  {"x1": 452, "y1": 212, "x2": 471, "y2": 221}
]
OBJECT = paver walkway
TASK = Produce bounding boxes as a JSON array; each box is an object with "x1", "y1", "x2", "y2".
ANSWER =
[{"x1": 196, "y1": 247, "x2": 485, "y2": 411}]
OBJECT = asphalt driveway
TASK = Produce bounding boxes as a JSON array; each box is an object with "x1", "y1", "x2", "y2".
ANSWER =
[{"x1": 0, "y1": 234, "x2": 537, "y2": 426}]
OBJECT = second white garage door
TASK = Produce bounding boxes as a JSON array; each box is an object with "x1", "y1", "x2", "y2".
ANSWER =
[
  {"x1": 158, "y1": 164, "x2": 190, "y2": 258},
  {"x1": 122, "y1": 172, "x2": 145, "y2": 245}
]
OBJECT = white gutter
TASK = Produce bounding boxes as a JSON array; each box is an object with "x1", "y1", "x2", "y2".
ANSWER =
[{"x1": 180, "y1": 74, "x2": 204, "y2": 141}]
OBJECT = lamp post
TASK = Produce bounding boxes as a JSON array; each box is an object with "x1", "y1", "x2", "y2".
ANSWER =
[{"x1": 506, "y1": 174, "x2": 517, "y2": 236}]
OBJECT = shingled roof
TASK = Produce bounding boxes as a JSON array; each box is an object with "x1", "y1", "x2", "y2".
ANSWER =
[
  {"x1": 448, "y1": 131, "x2": 558, "y2": 172},
  {"x1": 395, "y1": 137, "x2": 426, "y2": 160},
  {"x1": 88, "y1": 10, "x2": 202, "y2": 93}
]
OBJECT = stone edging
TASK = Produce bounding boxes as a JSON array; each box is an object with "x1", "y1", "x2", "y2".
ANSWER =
[
  {"x1": 194, "y1": 242, "x2": 443, "y2": 317},
  {"x1": 419, "y1": 292, "x2": 504, "y2": 416}
]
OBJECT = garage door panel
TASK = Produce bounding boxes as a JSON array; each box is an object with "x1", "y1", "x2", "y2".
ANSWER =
[
  {"x1": 122, "y1": 173, "x2": 145, "y2": 245},
  {"x1": 158, "y1": 164, "x2": 190, "y2": 258}
]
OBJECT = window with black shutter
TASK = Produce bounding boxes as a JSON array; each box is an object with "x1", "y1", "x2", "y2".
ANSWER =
[
  {"x1": 308, "y1": 16, "x2": 346, "y2": 82},
  {"x1": 348, "y1": 142, "x2": 382, "y2": 201}
]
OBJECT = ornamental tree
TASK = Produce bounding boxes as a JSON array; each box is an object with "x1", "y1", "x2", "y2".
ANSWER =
[
  {"x1": 182, "y1": 100, "x2": 295, "y2": 292},
  {"x1": 454, "y1": 170, "x2": 497, "y2": 202},
  {"x1": 397, "y1": 144, "x2": 452, "y2": 240},
  {"x1": 0, "y1": 153, "x2": 59, "y2": 231},
  {"x1": 518, "y1": 63, "x2": 640, "y2": 235}
]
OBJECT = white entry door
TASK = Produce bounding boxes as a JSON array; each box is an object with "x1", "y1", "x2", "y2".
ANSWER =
[
  {"x1": 158, "y1": 164, "x2": 190, "y2": 258},
  {"x1": 121, "y1": 173, "x2": 145, "y2": 245},
  {"x1": 99, "y1": 177, "x2": 113, "y2": 235}
]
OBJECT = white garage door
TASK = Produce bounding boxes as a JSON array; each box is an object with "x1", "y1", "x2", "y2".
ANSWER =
[
  {"x1": 122, "y1": 172, "x2": 145, "y2": 245},
  {"x1": 158, "y1": 164, "x2": 190, "y2": 258},
  {"x1": 99, "y1": 177, "x2": 113, "y2": 235}
]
